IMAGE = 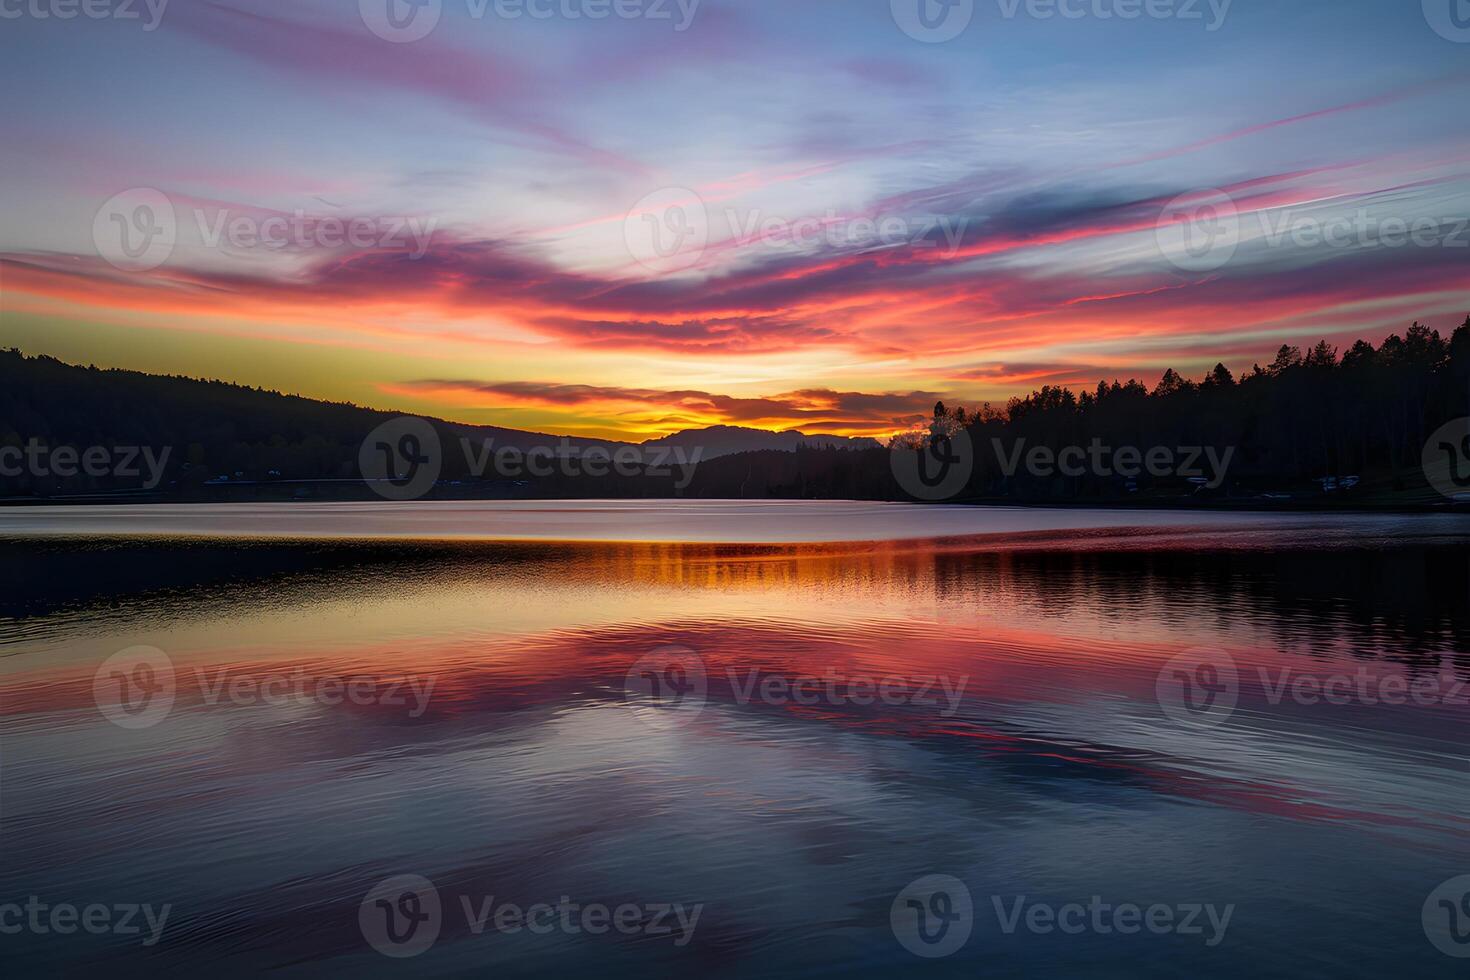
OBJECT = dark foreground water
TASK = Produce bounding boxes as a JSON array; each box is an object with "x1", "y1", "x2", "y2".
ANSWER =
[{"x1": 1, "y1": 503, "x2": 1468, "y2": 977}]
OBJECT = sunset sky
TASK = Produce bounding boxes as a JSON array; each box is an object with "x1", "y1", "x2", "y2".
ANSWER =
[{"x1": 1, "y1": 0, "x2": 1468, "y2": 440}]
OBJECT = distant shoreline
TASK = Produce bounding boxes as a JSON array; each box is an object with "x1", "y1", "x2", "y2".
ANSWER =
[{"x1": 1, "y1": 493, "x2": 1464, "y2": 516}]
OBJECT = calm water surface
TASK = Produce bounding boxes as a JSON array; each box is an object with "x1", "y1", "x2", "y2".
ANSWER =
[{"x1": 1, "y1": 502, "x2": 1468, "y2": 977}]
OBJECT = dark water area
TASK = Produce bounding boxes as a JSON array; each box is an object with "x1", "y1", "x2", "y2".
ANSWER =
[{"x1": 2, "y1": 506, "x2": 1468, "y2": 977}]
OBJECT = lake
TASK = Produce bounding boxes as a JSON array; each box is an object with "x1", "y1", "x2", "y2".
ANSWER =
[{"x1": 2, "y1": 501, "x2": 1468, "y2": 977}]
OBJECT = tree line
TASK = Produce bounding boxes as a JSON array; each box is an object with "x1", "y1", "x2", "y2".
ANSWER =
[{"x1": 2, "y1": 315, "x2": 1467, "y2": 505}]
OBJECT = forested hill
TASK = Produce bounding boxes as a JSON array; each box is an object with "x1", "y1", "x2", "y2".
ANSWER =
[{"x1": 2, "y1": 316, "x2": 1468, "y2": 507}]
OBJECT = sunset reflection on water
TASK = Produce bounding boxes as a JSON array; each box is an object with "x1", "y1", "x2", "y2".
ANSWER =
[{"x1": 2, "y1": 522, "x2": 1468, "y2": 976}]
